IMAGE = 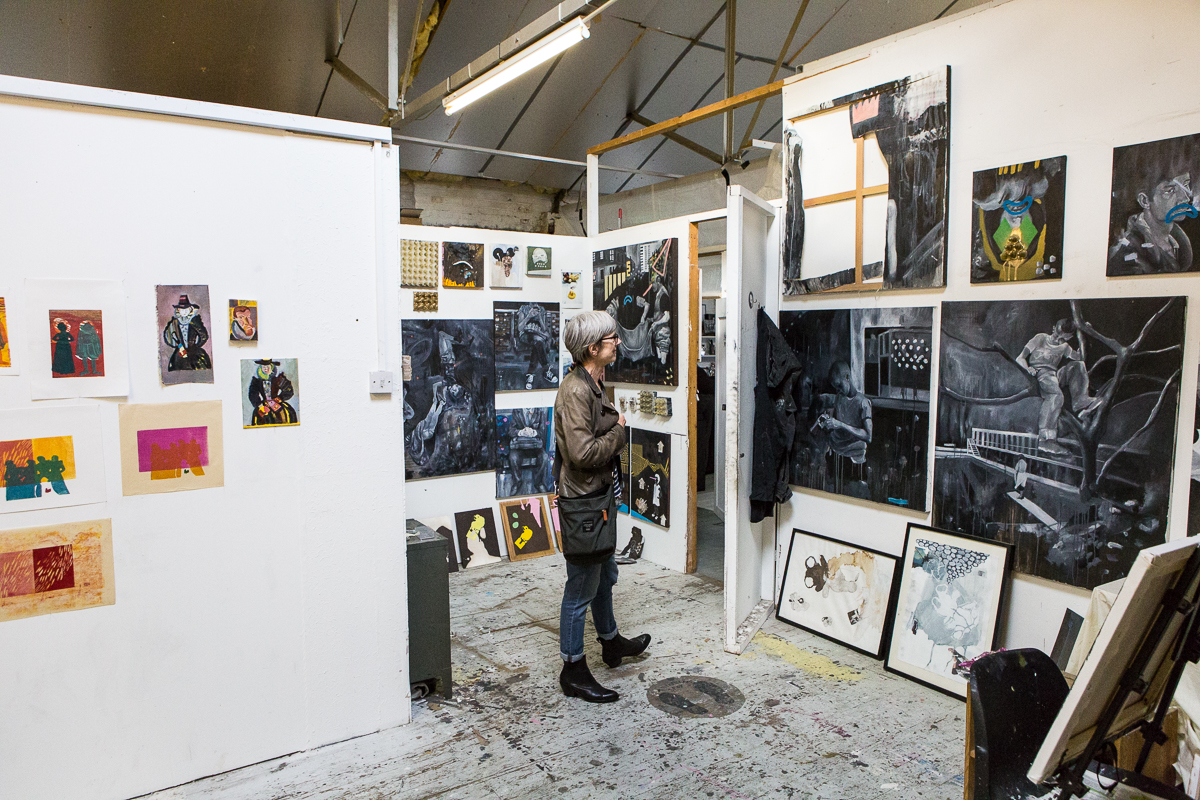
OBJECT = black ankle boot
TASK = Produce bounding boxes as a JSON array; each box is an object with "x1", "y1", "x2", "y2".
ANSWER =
[
  {"x1": 559, "y1": 657, "x2": 618, "y2": 703},
  {"x1": 599, "y1": 633, "x2": 651, "y2": 668}
]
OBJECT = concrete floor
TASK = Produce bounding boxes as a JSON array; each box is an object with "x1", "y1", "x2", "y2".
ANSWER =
[{"x1": 142, "y1": 553, "x2": 967, "y2": 800}]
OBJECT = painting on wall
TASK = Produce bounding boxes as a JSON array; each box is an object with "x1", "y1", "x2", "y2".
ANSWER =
[
  {"x1": 885, "y1": 523, "x2": 1010, "y2": 698},
  {"x1": 495, "y1": 407, "x2": 554, "y2": 499},
  {"x1": 229, "y1": 300, "x2": 258, "y2": 341},
  {"x1": 971, "y1": 156, "x2": 1067, "y2": 283},
  {"x1": 0, "y1": 294, "x2": 14, "y2": 375},
  {"x1": 780, "y1": 123, "x2": 806, "y2": 296},
  {"x1": 1107, "y1": 131, "x2": 1200, "y2": 276},
  {"x1": 0, "y1": 518, "x2": 115, "y2": 624},
  {"x1": 527, "y1": 246, "x2": 552, "y2": 277},
  {"x1": 156, "y1": 285, "x2": 214, "y2": 386},
  {"x1": 415, "y1": 516, "x2": 459, "y2": 573},
  {"x1": 489, "y1": 244, "x2": 524, "y2": 288},
  {"x1": 593, "y1": 238, "x2": 678, "y2": 386},
  {"x1": 442, "y1": 242, "x2": 484, "y2": 289},
  {"x1": 934, "y1": 297, "x2": 1186, "y2": 589},
  {"x1": 1190, "y1": 368, "x2": 1200, "y2": 536},
  {"x1": 494, "y1": 301, "x2": 560, "y2": 391},
  {"x1": 240, "y1": 358, "x2": 300, "y2": 428},
  {"x1": 25, "y1": 279, "x2": 129, "y2": 398},
  {"x1": 782, "y1": 67, "x2": 950, "y2": 295},
  {"x1": 547, "y1": 494, "x2": 562, "y2": 552},
  {"x1": 401, "y1": 239, "x2": 441, "y2": 288},
  {"x1": 453, "y1": 508, "x2": 503, "y2": 569},
  {"x1": 629, "y1": 427, "x2": 670, "y2": 528},
  {"x1": 617, "y1": 432, "x2": 631, "y2": 515},
  {"x1": 1, "y1": 405, "x2": 107, "y2": 513},
  {"x1": 118, "y1": 400, "x2": 224, "y2": 496},
  {"x1": 401, "y1": 319, "x2": 496, "y2": 480},
  {"x1": 499, "y1": 496, "x2": 555, "y2": 561},
  {"x1": 561, "y1": 270, "x2": 583, "y2": 309},
  {"x1": 776, "y1": 529, "x2": 899, "y2": 658},
  {"x1": 780, "y1": 307, "x2": 933, "y2": 511}
]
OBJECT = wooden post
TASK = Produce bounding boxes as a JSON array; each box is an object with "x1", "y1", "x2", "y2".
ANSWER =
[{"x1": 687, "y1": 222, "x2": 701, "y2": 573}]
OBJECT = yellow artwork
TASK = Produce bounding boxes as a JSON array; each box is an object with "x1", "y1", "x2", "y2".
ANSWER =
[
  {"x1": 0, "y1": 518, "x2": 115, "y2": 623},
  {"x1": 0, "y1": 297, "x2": 9, "y2": 368}
]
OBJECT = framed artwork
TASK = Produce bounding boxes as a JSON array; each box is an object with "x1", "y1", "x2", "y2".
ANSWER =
[
  {"x1": 499, "y1": 496, "x2": 555, "y2": 561},
  {"x1": 1107, "y1": 131, "x2": 1199, "y2": 276},
  {"x1": 629, "y1": 427, "x2": 670, "y2": 527},
  {"x1": 239, "y1": 358, "x2": 300, "y2": 428},
  {"x1": 527, "y1": 246, "x2": 552, "y2": 277},
  {"x1": 0, "y1": 292, "x2": 15, "y2": 375},
  {"x1": 118, "y1": 400, "x2": 224, "y2": 496},
  {"x1": 442, "y1": 242, "x2": 484, "y2": 289},
  {"x1": 494, "y1": 301, "x2": 560, "y2": 391},
  {"x1": 781, "y1": 307, "x2": 932, "y2": 511},
  {"x1": 885, "y1": 523, "x2": 1011, "y2": 698},
  {"x1": 934, "y1": 297, "x2": 1185, "y2": 589},
  {"x1": 0, "y1": 518, "x2": 115, "y2": 624},
  {"x1": 401, "y1": 239, "x2": 440, "y2": 288},
  {"x1": 561, "y1": 270, "x2": 583, "y2": 309},
  {"x1": 229, "y1": 300, "x2": 258, "y2": 341},
  {"x1": 971, "y1": 156, "x2": 1066, "y2": 283},
  {"x1": 452, "y1": 508, "x2": 503, "y2": 569},
  {"x1": 156, "y1": 285, "x2": 214, "y2": 386},
  {"x1": 489, "y1": 244, "x2": 524, "y2": 288},
  {"x1": 25, "y1": 279, "x2": 130, "y2": 398},
  {"x1": 593, "y1": 238, "x2": 678, "y2": 386},
  {"x1": 1, "y1": 405, "x2": 107, "y2": 514},
  {"x1": 495, "y1": 407, "x2": 554, "y2": 499}
]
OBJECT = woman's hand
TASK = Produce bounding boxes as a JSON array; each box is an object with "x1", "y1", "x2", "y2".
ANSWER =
[{"x1": 618, "y1": 413, "x2": 626, "y2": 427}]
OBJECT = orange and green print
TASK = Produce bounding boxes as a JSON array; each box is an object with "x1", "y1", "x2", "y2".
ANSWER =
[
  {"x1": 0, "y1": 436, "x2": 76, "y2": 504},
  {"x1": 0, "y1": 297, "x2": 9, "y2": 368}
]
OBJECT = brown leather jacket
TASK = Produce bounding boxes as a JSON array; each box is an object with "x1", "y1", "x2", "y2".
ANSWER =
[{"x1": 554, "y1": 366, "x2": 625, "y2": 498}]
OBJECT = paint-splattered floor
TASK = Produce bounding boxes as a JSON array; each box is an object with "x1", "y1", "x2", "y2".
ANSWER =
[{"x1": 141, "y1": 555, "x2": 966, "y2": 800}]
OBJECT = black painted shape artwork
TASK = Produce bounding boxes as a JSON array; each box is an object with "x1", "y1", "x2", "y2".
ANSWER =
[
  {"x1": 971, "y1": 156, "x2": 1067, "y2": 283},
  {"x1": 592, "y1": 239, "x2": 678, "y2": 386},
  {"x1": 401, "y1": 319, "x2": 496, "y2": 480},
  {"x1": 493, "y1": 301, "x2": 560, "y2": 391},
  {"x1": 629, "y1": 427, "x2": 670, "y2": 528},
  {"x1": 495, "y1": 407, "x2": 554, "y2": 499},
  {"x1": 442, "y1": 242, "x2": 484, "y2": 288},
  {"x1": 934, "y1": 297, "x2": 1187, "y2": 589},
  {"x1": 453, "y1": 507, "x2": 502, "y2": 569}
]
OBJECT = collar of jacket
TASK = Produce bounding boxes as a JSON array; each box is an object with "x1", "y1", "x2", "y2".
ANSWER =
[{"x1": 577, "y1": 365, "x2": 604, "y2": 397}]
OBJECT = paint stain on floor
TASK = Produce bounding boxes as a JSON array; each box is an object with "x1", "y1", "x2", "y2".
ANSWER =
[{"x1": 745, "y1": 631, "x2": 863, "y2": 681}]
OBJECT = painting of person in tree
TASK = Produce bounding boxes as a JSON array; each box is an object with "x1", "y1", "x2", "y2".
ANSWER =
[
  {"x1": 246, "y1": 358, "x2": 299, "y2": 427},
  {"x1": 163, "y1": 294, "x2": 213, "y2": 372}
]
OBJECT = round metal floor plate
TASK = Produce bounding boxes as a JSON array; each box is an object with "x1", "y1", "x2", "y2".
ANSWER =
[{"x1": 646, "y1": 676, "x2": 745, "y2": 718}]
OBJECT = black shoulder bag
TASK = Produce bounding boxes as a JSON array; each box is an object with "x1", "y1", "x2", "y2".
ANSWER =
[{"x1": 552, "y1": 451, "x2": 618, "y2": 566}]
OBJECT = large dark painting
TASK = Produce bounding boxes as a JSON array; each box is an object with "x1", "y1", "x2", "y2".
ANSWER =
[
  {"x1": 593, "y1": 239, "x2": 678, "y2": 386},
  {"x1": 401, "y1": 319, "x2": 496, "y2": 479},
  {"x1": 971, "y1": 156, "x2": 1066, "y2": 283},
  {"x1": 781, "y1": 307, "x2": 933, "y2": 511},
  {"x1": 1107, "y1": 132, "x2": 1199, "y2": 277},
  {"x1": 629, "y1": 427, "x2": 670, "y2": 528},
  {"x1": 494, "y1": 301, "x2": 560, "y2": 391},
  {"x1": 495, "y1": 407, "x2": 554, "y2": 499},
  {"x1": 934, "y1": 298, "x2": 1186, "y2": 589}
]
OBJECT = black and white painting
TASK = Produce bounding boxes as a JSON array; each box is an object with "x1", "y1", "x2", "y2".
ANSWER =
[
  {"x1": 453, "y1": 507, "x2": 503, "y2": 569},
  {"x1": 401, "y1": 319, "x2": 496, "y2": 480},
  {"x1": 782, "y1": 67, "x2": 950, "y2": 294},
  {"x1": 1189, "y1": 365, "x2": 1200, "y2": 536},
  {"x1": 781, "y1": 307, "x2": 933, "y2": 511},
  {"x1": 593, "y1": 239, "x2": 678, "y2": 386},
  {"x1": 934, "y1": 298, "x2": 1186, "y2": 589},
  {"x1": 494, "y1": 301, "x2": 560, "y2": 391},
  {"x1": 971, "y1": 156, "x2": 1067, "y2": 283},
  {"x1": 629, "y1": 427, "x2": 670, "y2": 527},
  {"x1": 495, "y1": 407, "x2": 554, "y2": 499},
  {"x1": 1107, "y1": 132, "x2": 1199, "y2": 276}
]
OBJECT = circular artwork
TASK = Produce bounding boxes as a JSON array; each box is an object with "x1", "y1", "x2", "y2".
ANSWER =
[{"x1": 646, "y1": 676, "x2": 745, "y2": 719}]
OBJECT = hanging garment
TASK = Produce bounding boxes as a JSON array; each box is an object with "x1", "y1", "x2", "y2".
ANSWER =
[{"x1": 750, "y1": 308, "x2": 803, "y2": 523}]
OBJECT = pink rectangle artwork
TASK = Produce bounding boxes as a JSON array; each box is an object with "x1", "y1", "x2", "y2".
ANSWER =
[{"x1": 136, "y1": 426, "x2": 209, "y2": 473}]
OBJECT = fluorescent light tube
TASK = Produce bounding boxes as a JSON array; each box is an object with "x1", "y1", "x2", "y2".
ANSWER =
[{"x1": 443, "y1": 19, "x2": 590, "y2": 115}]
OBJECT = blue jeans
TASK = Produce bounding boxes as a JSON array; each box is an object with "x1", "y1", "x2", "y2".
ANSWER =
[{"x1": 559, "y1": 556, "x2": 619, "y2": 662}]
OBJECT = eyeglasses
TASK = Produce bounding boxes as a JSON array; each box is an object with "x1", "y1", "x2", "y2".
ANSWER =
[{"x1": 599, "y1": 334, "x2": 619, "y2": 343}]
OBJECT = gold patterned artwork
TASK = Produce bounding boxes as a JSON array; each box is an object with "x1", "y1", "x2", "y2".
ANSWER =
[
  {"x1": 413, "y1": 291, "x2": 438, "y2": 312},
  {"x1": 401, "y1": 239, "x2": 440, "y2": 288}
]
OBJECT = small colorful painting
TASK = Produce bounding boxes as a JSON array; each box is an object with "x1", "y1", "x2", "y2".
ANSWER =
[
  {"x1": 1, "y1": 437, "x2": 75, "y2": 501},
  {"x1": 499, "y1": 496, "x2": 554, "y2": 561},
  {"x1": 401, "y1": 239, "x2": 441, "y2": 288},
  {"x1": 971, "y1": 157, "x2": 1067, "y2": 283},
  {"x1": 0, "y1": 406, "x2": 106, "y2": 514},
  {"x1": 527, "y1": 246, "x2": 552, "y2": 277},
  {"x1": 489, "y1": 244, "x2": 524, "y2": 288},
  {"x1": 0, "y1": 296, "x2": 12, "y2": 371},
  {"x1": 229, "y1": 300, "x2": 258, "y2": 342},
  {"x1": 240, "y1": 358, "x2": 300, "y2": 428},
  {"x1": 48, "y1": 310, "x2": 105, "y2": 378},
  {"x1": 561, "y1": 271, "x2": 583, "y2": 309},
  {"x1": 156, "y1": 285, "x2": 215, "y2": 385},
  {"x1": 0, "y1": 518, "x2": 115, "y2": 623},
  {"x1": 453, "y1": 508, "x2": 503, "y2": 569},
  {"x1": 118, "y1": 400, "x2": 224, "y2": 496},
  {"x1": 442, "y1": 242, "x2": 484, "y2": 289},
  {"x1": 26, "y1": 279, "x2": 129, "y2": 398}
]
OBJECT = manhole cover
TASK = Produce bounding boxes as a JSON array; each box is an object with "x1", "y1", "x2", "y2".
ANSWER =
[{"x1": 646, "y1": 676, "x2": 745, "y2": 718}]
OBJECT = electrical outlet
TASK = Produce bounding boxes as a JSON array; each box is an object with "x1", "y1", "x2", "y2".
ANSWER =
[{"x1": 370, "y1": 370, "x2": 394, "y2": 394}]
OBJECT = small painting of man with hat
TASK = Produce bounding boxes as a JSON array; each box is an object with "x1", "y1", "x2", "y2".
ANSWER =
[
  {"x1": 241, "y1": 357, "x2": 300, "y2": 428},
  {"x1": 157, "y1": 285, "x2": 215, "y2": 385}
]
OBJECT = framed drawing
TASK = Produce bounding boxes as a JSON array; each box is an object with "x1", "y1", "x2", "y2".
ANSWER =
[
  {"x1": 498, "y1": 496, "x2": 555, "y2": 562},
  {"x1": 776, "y1": 529, "x2": 899, "y2": 659},
  {"x1": 885, "y1": 523, "x2": 1011, "y2": 698}
]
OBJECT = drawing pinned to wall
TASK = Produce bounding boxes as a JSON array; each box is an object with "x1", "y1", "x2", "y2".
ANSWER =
[
  {"x1": 971, "y1": 157, "x2": 1067, "y2": 283},
  {"x1": 452, "y1": 508, "x2": 503, "y2": 569},
  {"x1": 240, "y1": 359, "x2": 300, "y2": 428},
  {"x1": 1107, "y1": 132, "x2": 1199, "y2": 276},
  {"x1": 401, "y1": 239, "x2": 441, "y2": 288},
  {"x1": 527, "y1": 246, "x2": 552, "y2": 277},
  {"x1": 561, "y1": 271, "x2": 583, "y2": 309},
  {"x1": 229, "y1": 300, "x2": 258, "y2": 341},
  {"x1": 0, "y1": 518, "x2": 115, "y2": 624},
  {"x1": 442, "y1": 242, "x2": 484, "y2": 289},
  {"x1": 156, "y1": 285, "x2": 214, "y2": 385},
  {"x1": 495, "y1": 407, "x2": 554, "y2": 499},
  {"x1": 593, "y1": 238, "x2": 678, "y2": 386},
  {"x1": 494, "y1": 301, "x2": 560, "y2": 391},
  {"x1": 499, "y1": 496, "x2": 554, "y2": 561},
  {"x1": 934, "y1": 298, "x2": 1185, "y2": 589},
  {"x1": 776, "y1": 529, "x2": 899, "y2": 658},
  {"x1": 0, "y1": 405, "x2": 106, "y2": 513},
  {"x1": 25, "y1": 279, "x2": 128, "y2": 398},
  {"x1": 782, "y1": 67, "x2": 950, "y2": 294},
  {"x1": 885, "y1": 523, "x2": 1010, "y2": 698},
  {"x1": 780, "y1": 123, "x2": 806, "y2": 296},
  {"x1": 401, "y1": 319, "x2": 496, "y2": 479},
  {"x1": 780, "y1": 307, "x2": 933, "y2": 511},
  {"x1": 118, "y1": 401, "x2": 224, "y2": 496},
  {"x1": 47, "y1": 310, "x2": 104, "y2": 378},
  {"x1": 629, "y1": 428, "x2": 670, "y2": 527},
  {"x1": 0, "y1": 295, "x2": 14, "y2": 375},
  {"x1": 489, "y1": 244, "x2": 524, "y2": 288},
  {"x1": 415, "y1": 516, "x2": 459, "y2": 573}
]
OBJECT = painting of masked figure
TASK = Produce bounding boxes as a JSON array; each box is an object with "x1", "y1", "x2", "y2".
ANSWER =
[
  {"x1": 527, "y1": 246, "x2": 552, "y2": 277},
  {"x1": 452, "y1": 507, "x2": 503, "y2": 569},
  {"x1": 442, "y1": 242, "x2": 484, "y2": 289},
  {"x1": 1108, "y1": 132, "x2": 1199, "y2": 276},
  {"x1": 401, "y1": 319, "x2": 496, "y2": 480},
  {"x1": 782, "y1": 68, "x2": 950, "y2": 295},
  {"x1": 494, "y1": 301, "x2": 560, "y2": 391},
  {"x1": 593, "y1": 239, "x2": 678, "y2": 386},
  {"x1": 934, "y1": 298, "x2": 1186, "y2": 589},
  {"x1": 495, "y1": 407, "x2": 554, "y2": 499},
  {"x1": 489, "y1": 244, "x2": 523, "y2": 289},
  {"x1": 156, "y1": 285, "x2": 214, "y2": 385},
  {"x1": 780, "y1": 307, "x2": 933, "y2": 511},
  {"x1": 971, "y1": 156, "x2": 1067, "y2": 283},
  {"x1": 239, "y1": 359, "x2": 300, "y2": 428},
  {"x1": 628, "y1": 427, "x2": 670, "y2": 528}
]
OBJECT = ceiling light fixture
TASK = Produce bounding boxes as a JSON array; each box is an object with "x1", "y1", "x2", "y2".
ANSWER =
[{"x1": 442, "y1": 18, "x2": 590, "y2": 115}]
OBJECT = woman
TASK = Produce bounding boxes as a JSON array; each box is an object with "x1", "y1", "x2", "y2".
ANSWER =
[
  {"x1": 555, "y1": 310, "x2": 651, "y2": 703},
  {"x1": 248, "y1": 359, "x2": 299, "y2": 426},
  {"x1": 51, "y1": 319, "x2": 75, "y2": 375}
]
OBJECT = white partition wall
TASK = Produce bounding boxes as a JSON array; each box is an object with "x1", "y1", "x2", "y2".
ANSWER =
[{"x1": 0, "y1": 80, "x2": 408, "y2": 800}]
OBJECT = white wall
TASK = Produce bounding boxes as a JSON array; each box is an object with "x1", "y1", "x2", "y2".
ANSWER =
[
  {"x1": 0, "y1": 87, "x2": 408, "y2": 800},
  {"x1": 775, "y1": 0, "x2": 1200, "y2": 653}
]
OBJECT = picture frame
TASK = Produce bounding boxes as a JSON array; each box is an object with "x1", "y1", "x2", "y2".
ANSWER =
[
  {"x1": 498, "y1": 496, "x2": 555, "y2": 562},
  {"x1": 776, "y1": 529, "x2": 901, "y2": 659},
  {"x1": 885, "y1": 522, "x2": 1012, "y2": 699}
]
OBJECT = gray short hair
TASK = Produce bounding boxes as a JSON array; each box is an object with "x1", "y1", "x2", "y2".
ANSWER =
[{"x1": 564, "y1": 310, "x2": 617, "y2": 364}]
